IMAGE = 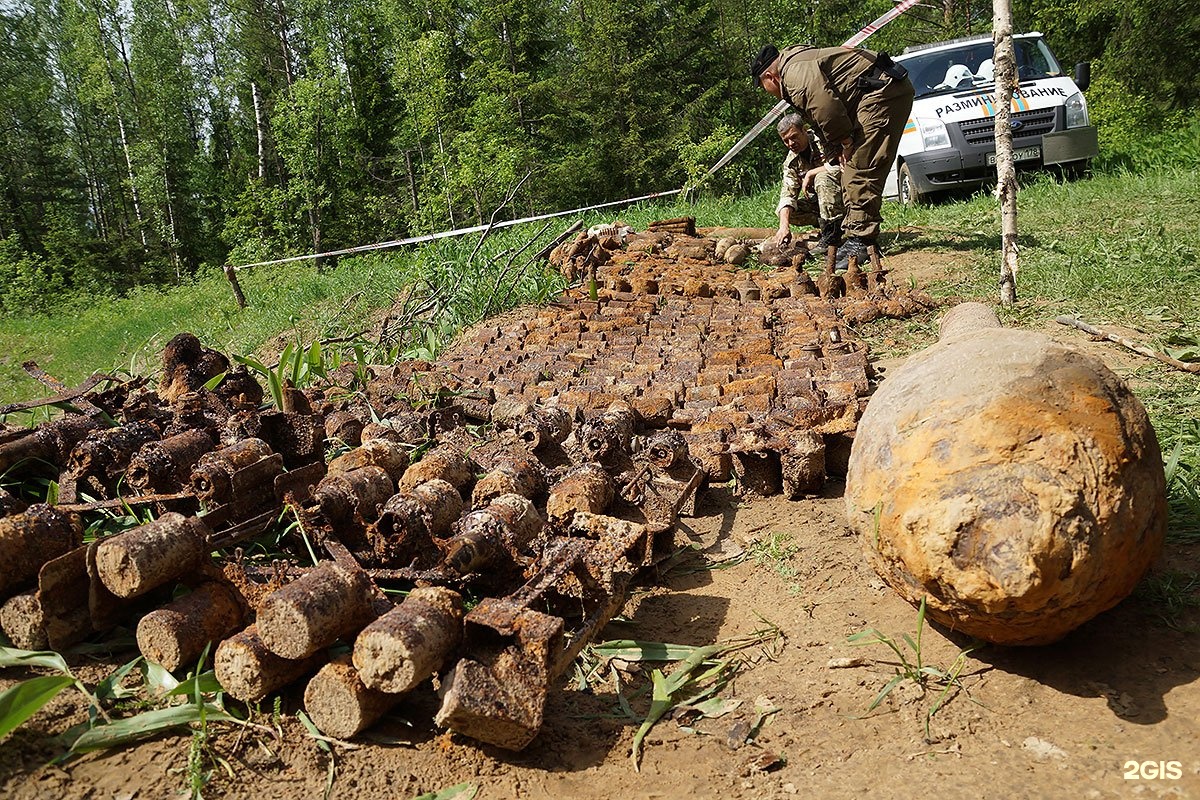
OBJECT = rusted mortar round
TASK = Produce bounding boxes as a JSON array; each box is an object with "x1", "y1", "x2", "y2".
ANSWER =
[
  {"x1": 353, "y1": 586, "x2": 463, "y2": 694},
  {"x1": 136, "y1": 581, "x2": 245, "y2": 671},
  {"x1": 94, "y1": 513, "x2": 210, "y2": 599},
  {"x1": 214, "y1": 625, "x2": 322, "y2": 702},
  {"x1": 0, "y1": 504, "x2": 80, "y2": 595},
  {"x1": 256, "y1": 562, "x2": 378, "y2": 659},
  {"x1": 845, "y1": 302, "x2": 1166, "y2": 645},
  {"x1": 304, "y1": 657, "x2": 403, "y2": 739},
  {"x1": 0, "y1": 591, "x2": 48, "y2": 650}
]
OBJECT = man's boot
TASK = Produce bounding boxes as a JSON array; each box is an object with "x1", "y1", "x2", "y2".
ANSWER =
[
  {"x1": 816, "y1": 216, "x2": 844, "y2": 249},
  {"x1": 842, "y1": 236, "x2": 873, "y2": 270},
  {"x1": 818, "y1": 217, "x2": 843, "y2": 273}
]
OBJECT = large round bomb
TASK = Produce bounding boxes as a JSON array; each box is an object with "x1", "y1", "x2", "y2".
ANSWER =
[{"x1": 845, "y1": 303, "x2": 1166, "y2": 645}]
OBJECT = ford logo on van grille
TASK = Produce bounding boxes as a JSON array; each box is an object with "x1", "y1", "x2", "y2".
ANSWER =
[
  {"x1": 1010, "y1": 119, "x2": 1024, "y2": 131},
  {"x1": 958, "y1": 108, "x2": 1055, "y2": 145}
]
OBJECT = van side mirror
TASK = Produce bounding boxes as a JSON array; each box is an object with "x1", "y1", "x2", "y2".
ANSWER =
[{"x1": 1074, "y1": 62, "x2": 1091, "y2": 91}]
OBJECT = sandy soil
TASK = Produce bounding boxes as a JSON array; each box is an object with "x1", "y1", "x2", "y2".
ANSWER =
[
  {"x1": 1, "y1": 250, "x2": 1197, "y2": 800},
  {"x1": 2, "y1": 481, "x2": 1196, "y2": 800}
]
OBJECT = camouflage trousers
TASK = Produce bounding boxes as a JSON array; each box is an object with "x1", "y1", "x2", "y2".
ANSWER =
[{"x1": 792, "y1": 168, "x2": 845, "y2": 224}]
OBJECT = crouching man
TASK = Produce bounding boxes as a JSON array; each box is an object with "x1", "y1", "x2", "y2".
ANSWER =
[{"x1": 772, "y1": 114, "x2": 845, "y2": 249}]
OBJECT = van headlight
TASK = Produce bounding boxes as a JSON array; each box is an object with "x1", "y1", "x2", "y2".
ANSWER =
[
  {"x1": 916, "y1": 117, "x2": 952, "y2": 150},
  {"x1": 1065, "y1": 92, "x2": 1090, "y2": 128}
]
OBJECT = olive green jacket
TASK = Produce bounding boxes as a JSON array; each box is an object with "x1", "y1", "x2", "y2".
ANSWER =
[{"x1": 776, "y1": 45, "x2": 879, "y2": 145}]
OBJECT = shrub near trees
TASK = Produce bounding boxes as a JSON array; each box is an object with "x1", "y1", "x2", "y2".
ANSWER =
[{"x1": 0, "y1": 0, "x2": 1195, "y2": 313}]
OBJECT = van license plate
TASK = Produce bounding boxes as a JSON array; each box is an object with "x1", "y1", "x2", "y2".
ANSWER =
[{"x1": 987, "y1": 146, "x2": 1041, "y2": 165}]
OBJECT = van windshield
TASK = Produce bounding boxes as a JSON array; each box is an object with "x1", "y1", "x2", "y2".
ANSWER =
[{"x1": 899, "y1": 38, "x2": 1063, "y2": 99}]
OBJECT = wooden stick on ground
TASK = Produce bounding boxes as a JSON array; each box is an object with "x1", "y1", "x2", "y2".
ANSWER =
[{"x1": 1055, "y1": 316, "x2": 1200, "y2": 374}]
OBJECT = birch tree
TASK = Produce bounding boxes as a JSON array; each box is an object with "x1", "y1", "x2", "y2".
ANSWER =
[{"x1": 993, "y1": 0, "x2": 1018, "y2": 305}]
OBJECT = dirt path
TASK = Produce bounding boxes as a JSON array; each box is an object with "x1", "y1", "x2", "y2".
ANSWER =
[{"x1": 4, "y1": 480, "x2": 1197, "y2": 800}]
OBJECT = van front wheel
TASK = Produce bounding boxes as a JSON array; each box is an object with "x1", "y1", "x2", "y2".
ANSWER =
[{"x1": 898, "y1": 163, "x2": 928, "y2": 206}]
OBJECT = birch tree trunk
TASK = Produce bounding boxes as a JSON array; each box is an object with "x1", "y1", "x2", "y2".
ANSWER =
[
  {"x1": 252, "y1": 81, "x2": 266, "y2": 180},
  {"x1": 993, "y1": 0, "x2": 1018, "y2": 305},
  {"x1": 94, "y1": 6, "x2": 148, "y2": 249}
]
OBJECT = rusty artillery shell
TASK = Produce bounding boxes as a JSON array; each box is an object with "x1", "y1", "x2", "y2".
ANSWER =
[
  {"x1": 844, "y1": 259, "x2": 866, "y2": 297},
  {"x1": 363, "y1": 412, "x2": 428, "y2": 446},
  {"x1": 212, "y1": 365, "x2": 264, "y2": 411},
  {"x1": 214, "y1": 625, "x2": 323, "y2": 702},
  {"x1": 127, "y1": 429, "x2": 215, "y2": 494},
  {"x1": 304, "y1": 657, "x2": 402, "y2": 739},
  {"x1": 471, "y1": 456, "x2": 547, "y2": 507},
  {"x1": 790, "y1": 271, "x2": 817, "y2": 297},
  {"x1": 514, "y1": 406, "x2": 572, "y2": 450},
  {"x1": 0, "y1": 504, "x2": 81, "y2": 596},
  {"x1": 0, "y1": 591, "x2": 48, "y2": 650},
  {"x1": 63, "y1": 422, "x2": 159, "y2": 499},
  {"x1": 0, "y1": 487, "x2": 27, "y2": 517},
  {"x1": 324, "y1": 411, "x2": 365, "y2": 447},
  {"x1": 410, "y1": 479, "x2": 463, "y2": 538},
  {"x1": 736, "y1": 281, "x2": 761, "y2": 302},
  {"x1": 136, "y1": 582, "x2": 245, "y2": 671},
  {"x1": 370, "y1": 491, "x2": 433, "y2": 565},
  {"x1": 353, "y1": 587, "x2": 463, "y2": 694},
  {"x1": 644, "y1": 429, "x2": 689, "y2": 469},
  {"x1": 442, "y1": 512, "x2": 506, "y2": 576},
  {"x1": 39, "y1": 547, "x2": 94, "y2": 650},
  {"x1": 375, "y1": 492, "x2": 429, "y2": 542},
  {"x1": 328, "y1": 439, "x2": 409, "y2": 482},
  {"x1": 67, "y1": 421, "x2": 159, "y2": 474},
  {"x1": 256, "y1": 562, "x2": 379, "y2": 660},
  {"x1": 314, "y1": 465, "x2": 394, "y2": 524},
  {"x1": 578, "y1": 404, "x2": 636, "y2": 461},
  {"x1": 444, "y1": 494, "x2": 543, "y2": 575},
  {"x1": 191, "y1": 438, "x2": 274, "y2": 504},
  {"x1": 867, "y1": 267, "x2": 887, "y2": 293},
  {"x1": 0, "y1": 415, "x2": 99, "y2": 474},
  {"x1": 780, "y1": 431, "x2": 826, "y2": 499},
  {"x1": 485, "y1": 494, "x2": 543, "y2": 551},
  {"x1": 489, "y1": 397, "x2": 530, "y2": 429},
  {"x1": 93, "y1": 513, "x2": 211, "y2": 598},
  {"x1": 399, "y1": 446, "x2": 474, "y2": 491},
  {"x1": 545, "y1": 463, "x2": 615, "y2": 522},
  {"x1": 816, "y1": 268, "x2": 844, "y2": 300}
]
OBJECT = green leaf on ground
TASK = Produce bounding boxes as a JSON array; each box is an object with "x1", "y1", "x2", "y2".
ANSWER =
[
  {"x1": 0, "y1": 674, "x2": 76, "y2": 740},
  {"x1": 70, "y1": 703, "x2": 236, "y2": 753}
]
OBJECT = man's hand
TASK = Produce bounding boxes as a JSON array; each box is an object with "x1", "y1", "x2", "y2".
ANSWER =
[
  {"x1": 802, "y1": 168, "x2": 819, "y2": 195},
  {"x1": 772, "y1": 227, "x2": 792, "y2": 246},
  {"x1": 840, "y1": 138, "x2": 857, "y2": 162}
]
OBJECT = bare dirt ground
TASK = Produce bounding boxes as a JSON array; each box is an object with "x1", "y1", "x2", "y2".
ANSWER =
[{"x1": 2, "y1": 250, "x2": 1198, "y2": 800}]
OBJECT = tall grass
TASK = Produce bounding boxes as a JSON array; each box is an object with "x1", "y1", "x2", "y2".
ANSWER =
[{"x1": 0, "y1": 225, "x2": 566, "y2": 404}]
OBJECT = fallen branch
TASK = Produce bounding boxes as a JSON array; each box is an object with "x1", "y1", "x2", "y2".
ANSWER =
[
  {"x1": 534, "y1": 219, "x2": 583, "y2": 262},
  {"x1": 486, "y1": 219, "x2": 554, "y2": 315},
  {"x1": 20, "y1": 363, "x2": 108, "y2": 418},
  {"x1": 0, "y1": 374, "x2": 116, "y2": 416},
  {"x1": 466, "y1": 170, "x2": 535, "y2": 265},
  {"x1": 1055, "y1": 316, "x2": 1200, "y2": 374}
]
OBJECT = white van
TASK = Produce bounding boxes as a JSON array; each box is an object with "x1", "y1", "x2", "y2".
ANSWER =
[{"x1": 883, "y1": 32, "x2": 1099, "y2": 203}]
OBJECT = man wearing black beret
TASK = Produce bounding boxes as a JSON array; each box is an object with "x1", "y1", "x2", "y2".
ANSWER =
[{"x1": 751, "y1": 42, "x2": 913, "y2": 263}]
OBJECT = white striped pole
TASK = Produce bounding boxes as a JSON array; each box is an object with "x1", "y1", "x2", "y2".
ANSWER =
[{"x1": 232, "y1": 189, "x2": 681, "y2": 272}]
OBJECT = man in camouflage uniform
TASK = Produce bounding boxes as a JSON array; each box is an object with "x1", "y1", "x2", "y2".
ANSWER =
[
  {"x1": 771, "y1": 113, "x2": 844, "y2": 249},
  {"x1": 752, "y1": 42, "x2": 914, "y2": 260}
]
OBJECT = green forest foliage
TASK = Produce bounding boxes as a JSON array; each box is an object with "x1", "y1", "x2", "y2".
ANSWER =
[{"x1": 0, "y1": 0, "x2": 1195, "y2": 314}]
